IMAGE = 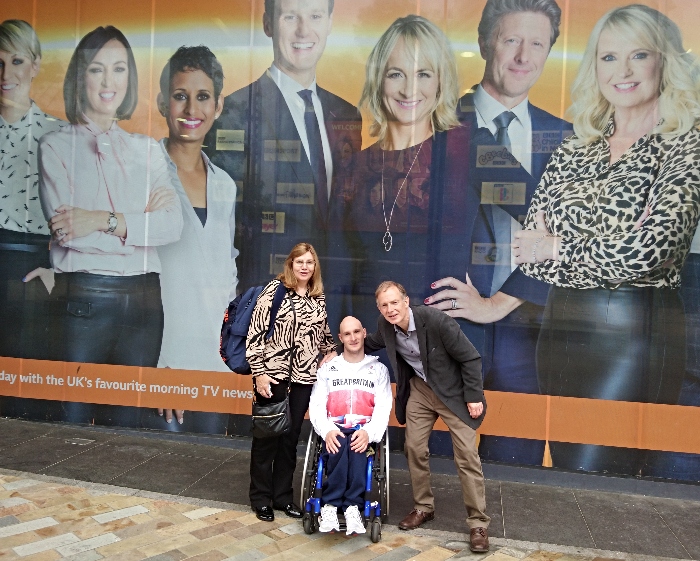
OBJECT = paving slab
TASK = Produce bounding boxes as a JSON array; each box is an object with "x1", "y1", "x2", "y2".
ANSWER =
[
  {"x1": 42, "y1": 442, "x2": 165, "y2": 483},
  {"x1": 649, "y1": 495, "x2": 700, "y2": 559},
  {"x1": 183, "y1": 454, "x2": 250, "y2": 505},
  {"x1": 0, "y1": 420, "x2": 57, "y2": 448},
  {"x1": 574, "y1": 489, "x2": 691, "y2": 559},
  {"x1": 500, "y1": 482, "x2": 594, "y2": 548},
  {"x1": 109, "y1": 454, "x2": 225, "y2": 496},
  {"x1": 0, "y1": 435, "x2": 107, "y2": 473}
]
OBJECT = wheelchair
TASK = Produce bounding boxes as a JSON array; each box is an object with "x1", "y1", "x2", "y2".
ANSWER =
[{"x1": 299, "y1": 427, "x2": 390, "y2": 542}]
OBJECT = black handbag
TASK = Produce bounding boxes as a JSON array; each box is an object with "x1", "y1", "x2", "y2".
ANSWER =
[
  {"x1": 250, "y1": 294, "x2": 296, "y2": 439},
  {"x1": 251, "y1": 393, "x2": 291, "y2": 438}
]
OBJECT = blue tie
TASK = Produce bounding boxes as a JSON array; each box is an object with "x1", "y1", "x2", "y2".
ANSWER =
[
  {"x1": 298, "y1": 89, "x2": 328, "y2": 218},
  {"x1": 493, "y1": 111, "x2": 516, "y2": 150}
]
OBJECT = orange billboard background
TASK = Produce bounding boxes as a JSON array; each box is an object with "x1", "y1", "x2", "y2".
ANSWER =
[{"x1": 3, "y1": 356, "x2": 700, "y2": 455}]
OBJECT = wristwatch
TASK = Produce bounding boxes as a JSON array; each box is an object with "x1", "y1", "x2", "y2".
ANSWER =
[{"x1": 107, "y1": 211, "x2": 118, "y2": 233}]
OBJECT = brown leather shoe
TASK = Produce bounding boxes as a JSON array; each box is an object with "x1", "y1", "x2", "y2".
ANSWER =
[
  {"x1": 398, "y1": 509, "x2": 434, "y2": 530},
  {"x1": 469, "y1": 527, "x2": 489, "y2": 552}
]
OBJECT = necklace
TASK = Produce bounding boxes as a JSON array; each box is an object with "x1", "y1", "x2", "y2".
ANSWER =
[{"x1": 380, "y1": 140, "x2": 425, "y2": 252}]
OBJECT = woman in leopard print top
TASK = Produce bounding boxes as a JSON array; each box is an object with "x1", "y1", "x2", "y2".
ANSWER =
[
  {"x1": 513, "y1": 5, "x2": 700, "y2": 475},
  {"x1": 246, "y1": 242, "x2": 336, "y2": 521}
]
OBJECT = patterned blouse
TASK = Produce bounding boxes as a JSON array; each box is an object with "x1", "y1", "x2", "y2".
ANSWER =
[
  {"x1": 520, "y1": 120, "x2": 700, "y2": 289},
  {"x1": 0, "y1": 102, "x2": 64, "y2": 234},
  {"x1": 246, "y1": 279, "x2": 336, "y2": 384}
]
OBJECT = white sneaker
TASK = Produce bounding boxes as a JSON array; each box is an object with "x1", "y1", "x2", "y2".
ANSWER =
[
  {"x1": 318, "y1": 504, "x2": 340, "y2": 532},
  {"x1": 344, "y1": 505, "x2": 366, "y2": 535}
]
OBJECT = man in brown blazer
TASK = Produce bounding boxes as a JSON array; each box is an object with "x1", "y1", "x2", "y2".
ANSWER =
[{"x1": 349, "y1": 280, "x2": 490, "y2": 552}]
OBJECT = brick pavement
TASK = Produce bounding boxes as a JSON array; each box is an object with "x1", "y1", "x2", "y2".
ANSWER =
[{"x1": 0, "y1": 472, "x2": 691, "y2": 561}]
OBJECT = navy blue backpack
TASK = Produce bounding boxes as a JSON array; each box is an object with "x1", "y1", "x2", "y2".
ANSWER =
[{"x1": 220, "y1": 281, "x2": 288, "y2": 373}]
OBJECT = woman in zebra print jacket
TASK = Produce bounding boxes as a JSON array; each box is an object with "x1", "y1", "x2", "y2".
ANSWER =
[{"x1": 246, "y1": 242, "x2": 337, "y2": 522}]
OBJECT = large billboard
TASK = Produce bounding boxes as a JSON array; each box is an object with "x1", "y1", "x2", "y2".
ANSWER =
[{"x1": 2, "y1": 0, "x2": 700, "y2": 483}]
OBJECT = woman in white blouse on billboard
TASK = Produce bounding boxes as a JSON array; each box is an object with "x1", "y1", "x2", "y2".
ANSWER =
[
  {"x1": 38, "y1": 26, "x2": 182, "y2": 424},
  {"x1": 144, "y1": 45, "x2": 238, "y2": 433},
  {"x1": 0, "y1": 20, "x2": 64, "y2": 362}
]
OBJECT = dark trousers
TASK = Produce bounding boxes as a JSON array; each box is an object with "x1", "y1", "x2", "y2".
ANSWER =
[
  {"x1": 321, "y1": 428, "x2": 367, "y2": 509},
  {"x1": 646, "y1": 253, "x2": 700, "y2": 480},
  {"x1": 49, "y1": 272, "x2": 164, "y2": 427},
  {"x1": 479, "y1": 306, "x2": 546, "y2": 466},
  {"x1": 0, "y1": 231, "x2": 62, "y2": 421},
  {"x1": 0, "y1": 231, "x2": 52, "y2": 360},
  {"x1": 538, "y1": 285, "x2": 685, "y2": 475},
  {"x1": 249, "y1": 381, "x2": 313, "y2": 508}
]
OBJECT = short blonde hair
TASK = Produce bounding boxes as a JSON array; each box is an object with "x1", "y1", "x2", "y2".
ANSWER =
[
  {"x1": 277, "y1": 242, "x2": 324, "y2": 298},
  {"x1": 570, "y1": 4, "x2": 700, "y2": 144},
  {"x1": 359, "y1": 15, "x2": 459, "y2": 145},
  {"x1": 0, "y1": 20, "x2": 41, "y2": 61}
]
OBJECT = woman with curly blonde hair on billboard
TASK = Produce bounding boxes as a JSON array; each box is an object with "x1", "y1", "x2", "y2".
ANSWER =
[{"x1": 514, "y1": 4, "x2": 700, "y2": 475}]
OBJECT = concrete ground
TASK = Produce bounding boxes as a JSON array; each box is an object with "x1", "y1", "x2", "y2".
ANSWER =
[{"x1": 1, "y1": 417, "x2": 699, "y2": 561}]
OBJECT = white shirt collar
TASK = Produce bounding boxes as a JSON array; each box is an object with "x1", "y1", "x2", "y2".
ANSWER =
[
  {"x1": 473, "y1": 84, "x2": 529, "y2": 130},
  {"x1": 269, "y1": 64, "x2": 318, "y2": 98},
  {"x1": 159, "y1": 138, "x2": 215, "y2": 173}
]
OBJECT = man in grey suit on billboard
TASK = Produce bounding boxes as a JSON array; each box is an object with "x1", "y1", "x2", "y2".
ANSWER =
[{"x1": 205, "y1": 0, "x2": 362, "y2": 291}]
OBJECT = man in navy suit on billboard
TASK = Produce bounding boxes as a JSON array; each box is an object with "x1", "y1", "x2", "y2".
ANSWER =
[
  {"x1": 205, "y1": 0, "x2": 362, "y2": 291},
  {"x1": 427, "y1": 0, "x2": 571, "y2": 465}
]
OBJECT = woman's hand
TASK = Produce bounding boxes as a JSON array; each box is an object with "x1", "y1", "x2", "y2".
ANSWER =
[
  {"x1": 425, "y1": 273, "x2": 524, "y2": 324},
  {"x1": 512, "y1": 211, "x2": 560, "y2": 264},
  {"x1": 319, "y1": 351, "x2": 337, "y2": 367},
  {"x1": 254, "y1": 373, "x2": 278, "y2": 399},
  {"x1": 145, "y1": 187, "x2": 177, "y2": 212},
  {"x1": 49, "y1": 205, "x2": 103, "y2": 244},
  {"x1": 23, "y1": 267, "x2": 55, "y2": 294},
  {"x1": 158, "y1": 408, "x2": 184, "y2": 424}
]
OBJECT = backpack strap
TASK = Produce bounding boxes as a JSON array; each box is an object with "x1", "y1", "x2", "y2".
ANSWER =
[{"x1": 265, "y1": 281, "x2": 288, "y2": 340}]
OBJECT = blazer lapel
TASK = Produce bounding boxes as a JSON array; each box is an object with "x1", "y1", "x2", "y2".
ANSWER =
[
  {"x1": 258, "y1": 72, "x2": 306, "y2": 186},
  {"x1": 382, "y1": 317, "x2": 398, "y2": 372},
  {"x1": 529, "y1": 102, "x2": 550, "y2": 182},
  {"x1": 412, "y1": 307, "x2": 430, "y2": 376}
]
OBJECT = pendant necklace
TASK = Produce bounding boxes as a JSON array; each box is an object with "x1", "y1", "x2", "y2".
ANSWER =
[{"x1": 380, "y1": 140, "x2": 425, "y2": 252}]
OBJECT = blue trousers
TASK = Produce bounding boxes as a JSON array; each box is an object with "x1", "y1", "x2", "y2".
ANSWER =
[{"x1": 321, "y1": 428, "x2": 367, "y2": 509}]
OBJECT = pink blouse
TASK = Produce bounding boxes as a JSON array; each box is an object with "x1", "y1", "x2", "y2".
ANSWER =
[{"x1": 38, "y1": 120, "x2": 183, "y2": 275}]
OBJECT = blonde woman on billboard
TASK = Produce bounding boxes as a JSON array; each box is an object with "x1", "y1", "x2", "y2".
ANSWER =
[
  {"x1": 38, "y1": 26, "x2": 182, "y2": 425},
  {"x1": 145, "y1": 45, "x2": 238, "y2": 433},
  {"x1": 339, "y1": 14, "x2": 472, "y2": 336},
  {"x1": 336, "y1": 15, "x2": 491, "y2": 552},
  {"x1": 0, "y1": 20, "x2": 64, "y2": 363},
  {"x1": 514, "y1": 4, "x2": 700, "y2": 475}
]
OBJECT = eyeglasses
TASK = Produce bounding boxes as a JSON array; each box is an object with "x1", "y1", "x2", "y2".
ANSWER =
[{"x1": 293, "y1": 260, "x2": 316, "y2": 267}]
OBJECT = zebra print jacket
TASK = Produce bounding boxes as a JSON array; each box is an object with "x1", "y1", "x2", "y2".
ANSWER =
[{"x1": 246, "y1": 280, "x2": 336, "y2": 383}]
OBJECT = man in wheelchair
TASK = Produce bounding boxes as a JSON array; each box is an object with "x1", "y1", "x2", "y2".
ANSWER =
[{"x1": 309, "y1": 316, "x2": 392, "y2": 535}]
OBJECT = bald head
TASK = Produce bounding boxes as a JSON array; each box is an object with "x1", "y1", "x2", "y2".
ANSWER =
[{"x1": 339, "y1": 316, "x2": 366, "y2": 363}]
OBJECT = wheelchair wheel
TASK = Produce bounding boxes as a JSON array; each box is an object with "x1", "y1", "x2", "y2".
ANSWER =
[
  {"x1": 302, "y1": 512, "x2": 318, "y2": 534},
  {"x1": 370, "y1": 518, "x2": 381, "y2": 543},
  {"x1": 378, "y1": 478, "x2": 388, "y2": 523},
  {"x1": 380, "y1": 431, "x2": 390, "y2": 522},
  {"x1": 300, "y1": 427, "x2": 322, "y2": 506}
]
